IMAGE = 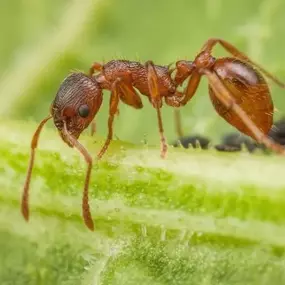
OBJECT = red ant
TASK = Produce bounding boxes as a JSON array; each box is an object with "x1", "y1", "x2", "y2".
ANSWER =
[{"x1": 21, "y1": 38, "x2": 285, "y2": 231}]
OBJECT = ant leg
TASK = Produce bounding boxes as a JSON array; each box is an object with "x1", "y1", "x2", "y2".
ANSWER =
[
  {"x1": 164, "y1": 93, "x2": 182, "y2": 108},
  {"x1": 97, "y1": 79, "x2": 120, "y2": 160},
  {"x1": 174, "y1": 108, "x2": 184, "y2": 138},
  {"x1": 145, "y1": 60, "x2": 167, "y2": 158},
  {"x1": 180, "y1": 72, "x2": 201, "y2": 106},
  {"x1": 90, "y1": 121, "x2": 96, "y2": 136},
  {"x1": 164, "y1": 97, "x2": 184, "y2": 138},
  {"x1": 117, "y1": 70, "x2": 143, "y2": 109},
  {"x1": 97, "y1": 73, "x2": 143, "y2": 159},
  {"x1": 90, "y1": 113, "x2": 118, "y2": 137},
  {"x1": 201, "y1": 38, "x2": 285, "y2": 88},
  {"x1": 89, "y1": 62, "x2": 103, "y2": 77},
  {"x1": 204, "y1": 69, "x2": 285, "y2": 154},
  {"x1": 165, "y1": 72, "x2": 200, "y2": 139}
]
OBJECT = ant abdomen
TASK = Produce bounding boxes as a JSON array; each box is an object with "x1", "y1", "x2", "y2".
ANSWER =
[{"x1": 209, "y1": 57, "x2": 273, "y2": 138}]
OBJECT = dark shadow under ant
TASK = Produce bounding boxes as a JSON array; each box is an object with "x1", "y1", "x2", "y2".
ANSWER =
[
  {"x1": 268, "y1": 117, "x2": 285, "y2": 146},
  {"x1": 173, "y1": 117, "x2": 285, "y2": 153},
  {"x1": 214, "y1": 133, "x2": 258, "y2": 153},
  {"x1": 171, "y1": 108, "x2": 210, "y2": 149},
  {"x1": 21, "y1": 38, "x2": 285, "y2": 231},
  {"x1": 172, "y1": 135, "x2": 210, "y2": 149},
  {"x1": 172, "y1": 107, "x2": 258, "y2": 152},
  {"x1": 215, "y1": 118, "x2": 285, "y2": 153}
]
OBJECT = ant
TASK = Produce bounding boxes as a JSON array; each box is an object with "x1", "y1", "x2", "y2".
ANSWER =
[{"x1": 21, "y1": 38, "x2": 285, "y2": 231}]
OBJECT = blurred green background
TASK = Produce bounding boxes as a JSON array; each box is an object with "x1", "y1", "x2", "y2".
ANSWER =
[
  {"x1": 2, "y1": 2, "x2": 285, "y2": 284},
  {"x1": 1, "y1": 0, "x2": 285, "y2": 145}
]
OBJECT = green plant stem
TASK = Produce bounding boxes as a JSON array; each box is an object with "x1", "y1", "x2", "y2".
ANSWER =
[{"x1": 1, "y1": 120, "x2": 285, "y2": 284}]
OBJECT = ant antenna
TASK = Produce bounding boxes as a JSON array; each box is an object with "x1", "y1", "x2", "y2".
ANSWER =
[{"x1": 21, "y1": 115, "x2": 52, "y2": 222}]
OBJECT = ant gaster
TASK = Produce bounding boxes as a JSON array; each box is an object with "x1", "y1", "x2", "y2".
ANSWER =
[{"x1": 21, "y1": 38, "x2": 285, "y2": 231}]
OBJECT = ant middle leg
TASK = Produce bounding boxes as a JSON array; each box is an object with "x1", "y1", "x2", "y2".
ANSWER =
[
  {"x1": 164, "y1": 97, "x2": 184, "y2": 138},
  {"x1": 201, "y1": 38, "x2": 285, "y2": 88},
  {"x1": 145, "y1": 61, "x2": 167, "y2": 158}
]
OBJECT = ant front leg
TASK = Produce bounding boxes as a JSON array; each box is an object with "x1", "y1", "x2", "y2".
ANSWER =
[
  {"x1": 145, "y1": 61, "x2": 167, "y2": 159},
  {"x1": 204, "y1": 69, "x2": 285, "y2": 155},
  {"x1": 90, "y1": 109, "x2": 119, "y2": 137},
  {"x1": 97, "y1": 78, "x2": 120, "y2": 160},
  {"x1": 201, "y1": 38, "x2": 285, "y2": 88}
]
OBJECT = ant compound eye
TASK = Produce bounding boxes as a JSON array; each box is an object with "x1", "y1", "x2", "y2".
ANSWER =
[{"x1": 78, "y1": 104, "x2": 90, "y2": 118}]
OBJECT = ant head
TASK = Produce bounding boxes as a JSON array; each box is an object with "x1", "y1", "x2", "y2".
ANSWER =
[
  {"x1": 51, "y1": 72, "x2": 103, "y2": 146},
  {"x1": 174, "y1": 60, "x2": 195, "y2": 86}
]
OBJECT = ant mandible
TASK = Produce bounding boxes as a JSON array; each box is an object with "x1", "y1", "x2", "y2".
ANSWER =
[{"x1": 21, "y1": 38, "x2": 285, "y2": 231}]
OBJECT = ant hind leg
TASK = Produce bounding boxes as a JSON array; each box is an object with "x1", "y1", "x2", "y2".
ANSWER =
[
  {"x1": 201, "y1": 38, "x2": 285, "y2": 88},
  {"x1": 204, "y1": 69, "x2": 285, "y2": 155}
]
